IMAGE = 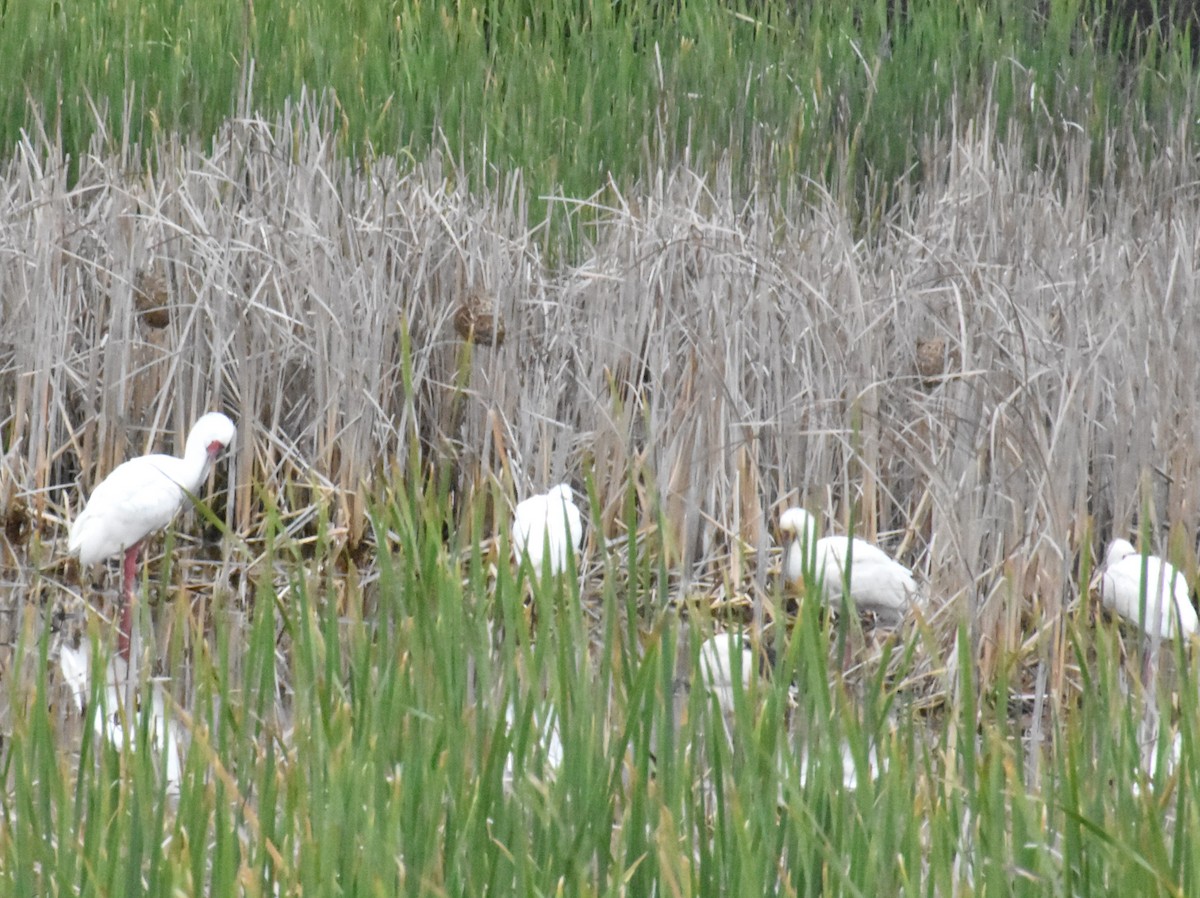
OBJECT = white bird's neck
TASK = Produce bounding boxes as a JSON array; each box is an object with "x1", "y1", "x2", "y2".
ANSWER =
[
  {"x1": 176, "y1": 439, "x2": 217, "y2": 495},
  {"x1": 793, "y1": 523, "x2": 816, "y2": 551}
]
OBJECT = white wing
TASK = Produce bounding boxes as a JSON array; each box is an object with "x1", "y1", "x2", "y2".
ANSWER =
[
  {"x1": 698, "y1": 633, "x2": 753, "y2": 717},
  {"x1": 503, "y1": 700, "x2": 563, "y2": 786},
  {"x1": 511, "y1": 494, "x2": 545, "y2": 569},
  {"x1": 815, "y1": 536, "x2": 918, "y2": 617},
  {"x1": 69, "y1": 455, "x2": 191, "y2": 565},
  {"x1": 560, "y1": 496, "x2": 583, "y2": 557},
  {"x1": 58, "y1": 642, "x2": 184, "y2": 794}
]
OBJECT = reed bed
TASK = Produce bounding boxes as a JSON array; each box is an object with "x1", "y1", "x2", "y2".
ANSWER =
[
  {"x1": 1, "y1": 0, "x2": 1196, "y2": 219},
  {"x1": 1, "y1": 90, "x2": 1200, "y2": 892}
]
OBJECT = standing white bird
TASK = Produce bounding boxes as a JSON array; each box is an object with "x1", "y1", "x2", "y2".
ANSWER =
[
  {"x1": 779, "y1": 507, "x2": 920, "y2": 625},
  {"x1": 1095, "y1": 539, "x2": 1198, "y2": 640},
  {"x1": 511, "y1": 484, "x2": 584, "y2": 577},
  {"x1": 69, "y1": 412, "x2": 237, "y2": 657}
]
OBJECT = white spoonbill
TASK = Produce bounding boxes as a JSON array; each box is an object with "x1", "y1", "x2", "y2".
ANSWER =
[
  {"x1": 779, "y1": 507, "x2": 920, "y2": 625},
  {"x1": 1094, "y1": 539, "x2": 1198, "y2": 640},
  {"x1": 511, "y1": 484, "x2": 584, "y2": 577},
  {"x1": 694, "y1": 632, "x2": 883, "y2": 794},
  {"x1": 69, "y1": 412, "x2": 236, "y2": 656}
]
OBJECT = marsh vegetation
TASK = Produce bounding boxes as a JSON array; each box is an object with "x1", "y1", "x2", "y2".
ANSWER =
[{"x1": 2, "y1": 1, "x2": 1200, "y2": 894}]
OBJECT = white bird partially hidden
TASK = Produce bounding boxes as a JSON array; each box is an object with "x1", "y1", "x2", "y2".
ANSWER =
[
  {"x1": 69, "y1": 412, "x2": 237, "y2": 657},
  {"x1": 59, "y1": 640, "x2": 186, "y2": 795},
  {"x1": 796, "y1": 741, "x2": 883, "y2": 792},
  {"x1": 697, "y1": 632, "x2": 756, "y2": 718},
  {"x1": 511, "y1": 484, "x2": 584, "y2": 577},
  {"x1": 1095, "y1": 539, "x2": 1198, "y2": 641},
  {"x1": 779, "y1": 507, "x2": 920, "y2": 625},
  {"x1": 502, "y1": 700, "x2": 564, "y2": 788}
]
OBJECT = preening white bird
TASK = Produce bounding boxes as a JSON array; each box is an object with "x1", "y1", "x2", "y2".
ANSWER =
[
  {"x1": 1095, "y1": 539, "x2": 1198, "y2": 640},
  {"x1": 511, "y1": 484, "x2": 584, "y2": 577},
  {"x1": 697, "y1": 632, "x2": 756, "y2": 717},
  {"x1": 779, "y1": 507, "x2": 920, "y2": 625},
  {"x1": 68, "y1": 412, "x2": 237, "y2": 656}
]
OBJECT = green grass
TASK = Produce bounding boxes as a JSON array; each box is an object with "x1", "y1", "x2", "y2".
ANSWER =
[
  {"x1": 4, "y1": 479, "x2": 1200, "y2": 895},
  {"x1": 1, "y1": 0, "x2": 1196, "y2": 224}
]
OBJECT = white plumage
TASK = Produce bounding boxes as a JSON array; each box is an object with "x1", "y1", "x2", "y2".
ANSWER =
[
  {"x1": 1096, "y1": 538, "x2": 1198, "y2": 640},
  {"x1": 779, "y1": 507, "x2": 919, "y2": 624},
  {"x1": 511, "y1": 483, "x2": 583, "y2": 576},
  {"x1": 697, "y1": 632, "x2": 755, "y2": 717},
  {"x1": 796, "y1": 741, "x2": 882, "y2": 791},
  {"x1": 69, "y1": 412, "x2": 236, "y2": 565},
  {"x1": 68, "y1": 412, "x2": 236, "y2": 654},
  {"x1": 502, "y1": 700, "x2": 563, "y2": 787},
  {"x1": 59, "y1": 641, "x2": 184, "y2": 795}
]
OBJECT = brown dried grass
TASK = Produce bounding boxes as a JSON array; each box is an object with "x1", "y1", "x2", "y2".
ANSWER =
[{"x1": 2, "y1": 98, "x2": 1199, "y2": 712}]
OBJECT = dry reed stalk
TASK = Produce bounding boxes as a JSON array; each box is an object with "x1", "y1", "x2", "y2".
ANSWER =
[{"x1": 0, "y1": 96, "x2": 1197, "y2": 726}]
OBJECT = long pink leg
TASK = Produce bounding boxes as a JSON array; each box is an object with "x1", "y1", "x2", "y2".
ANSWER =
[{"x1": 118, "y1": 542, "x2": 142, "y2": 660}]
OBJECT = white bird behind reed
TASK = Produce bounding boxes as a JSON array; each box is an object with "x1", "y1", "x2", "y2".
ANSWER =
[
  {"x1": 1095, "y1": 539, "x2": 1198, "y2": 640},
  {"x1": 697, "y1": 631, "x2": 755, "y2": 718},
  {"x1": 695, "y1": 631, "x2": 883, "y2": 794},
  {"x1": 501, "y1": 701, "x2": 563, "y2": 788},
  {"x1": 511, "y1": 484, "x2": 584, "y2": 577},
  {"x1": 779, "y1": 507, "x2": 920, "y2": 624},
  {"x1": 59, "y1": 641, "x2": 185, "y2": 795}
]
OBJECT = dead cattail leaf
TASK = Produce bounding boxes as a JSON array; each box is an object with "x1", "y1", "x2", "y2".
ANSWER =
[
  {"x1": 134, "y1": 267, "x2": 171, "y2": 329},
  {"x1": 735, "y1": 444, "x2": 762, "y2": 549},
  {"x1": 127, "y1": 327, "x2": 172, "y2": 416},
  {"x1": 453, "y1": 288, "x2": 505, "y2": 347}
]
